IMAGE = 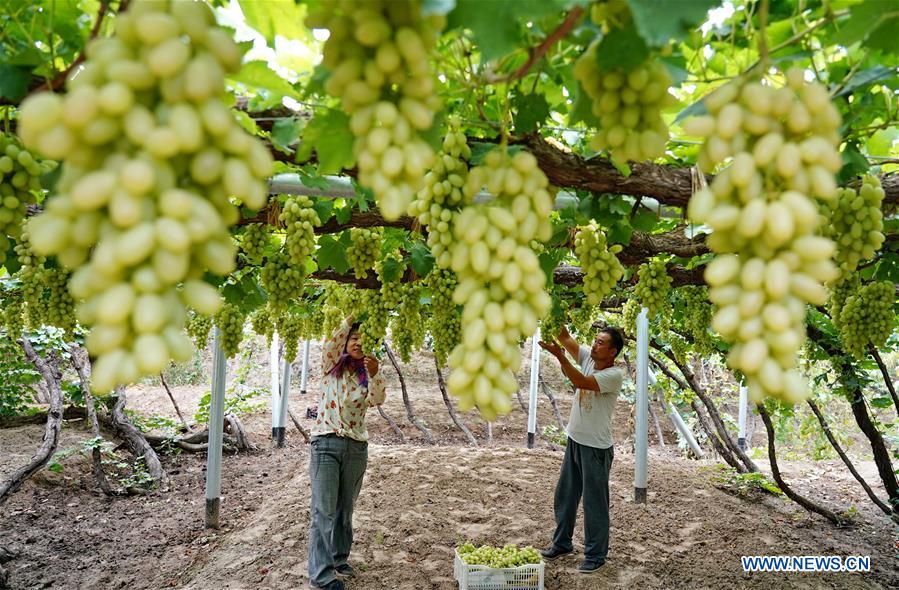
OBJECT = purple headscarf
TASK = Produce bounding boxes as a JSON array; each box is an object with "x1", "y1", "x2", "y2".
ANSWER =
[{"x1": 328, "y1": 353, "x2": 368, "y2": 387}]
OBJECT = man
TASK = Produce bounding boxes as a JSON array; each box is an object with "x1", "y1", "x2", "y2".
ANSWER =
[
  {"x1": 538, "y1": 324, "x2": 625, "y2": 574},
  {"x1": 308, "y1": 316, "x2": 387, "y2": 590}
]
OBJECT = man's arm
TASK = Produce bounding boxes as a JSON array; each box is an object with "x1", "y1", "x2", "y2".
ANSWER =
[
  {"x1": 557, "y1": 325, "x2": 581, "y2": 360},
  {"x1": 539, "y1": 341, "x2": 599, "y2": 392}
]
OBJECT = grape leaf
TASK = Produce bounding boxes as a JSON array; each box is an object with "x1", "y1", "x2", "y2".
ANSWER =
[
  {"x1": 229, "y1": 61, "x2": 299, "y2": 100},
  {"x1": 271, "y1": 118, "x2": 304, "y2": 153},
  {"x1": 512, "y1": 92, "x2": 550, "y2": 134},
  {"x1": 625, "y1": 0, "x2": 719, "y2": 47},
  {"x1": 447, "y1": 0, "x2": 567, "y2": 62},
  {"x1": 0, "y1": 64, "x2": 31, "y2": 102},
  {"x1": 410, "y1": 241, "x2": 436, "y2": 277},
  {"x1": 312, "y1": 198, "x2": 334, "y2": 224},
  {"x1": 301, "y1": 110, "x2": 356, "y2": 175},
  {"x1": 595, "y1": 22, "x2": 649, "y2": 73},
  {"x1": 379, "y1": 256, "x2": 405, "y2": 283},
  {"x1": 238, "y1": 0, "x2": 309, "y2": 46},
  {"x1": 316, "y1": 233, "x2": 351, "y2": 274}
]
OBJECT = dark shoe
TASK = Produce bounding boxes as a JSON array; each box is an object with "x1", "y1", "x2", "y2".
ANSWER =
[
  {"x1": 334, "y1": 563, "x2": 356, "y2": 578},
  {"x1": 539, "y1": 545, "x2": 573, "y2": 560},
  {"x1": 310, "y1": 580, "x2": 345, "y2": 590},
  {"x1": 577, "y1": 559, "x2": 605, "y2": 574}
]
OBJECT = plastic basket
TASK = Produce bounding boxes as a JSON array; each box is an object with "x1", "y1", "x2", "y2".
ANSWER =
[{"x1": 453, "y1": 550, "x2": 544, "y2": 590}]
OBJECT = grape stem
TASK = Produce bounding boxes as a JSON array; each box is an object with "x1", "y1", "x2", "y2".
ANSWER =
[{"x1": 483, "y1": 6, "x2": 586, "y2": 84}]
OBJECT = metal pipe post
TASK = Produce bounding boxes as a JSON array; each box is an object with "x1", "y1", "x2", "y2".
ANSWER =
[
  {"x1": 275, "y1": 358, "x2": 292, "y2": 447},
  {"x1": 300, "y1": 340, "x2": 310, "y2": 395},
  {"x1": 270, "y1": 332, "x2": 280, "y2": 439},
  {"x1": 527, "y1": 328, "x2": 541, "y2": 448},
  {"x1": 204, "y1": 327, "x2": 226, "y2": 529},
  {"x1": 738, "y1": 383, "x2": 748, "y2": 451},
  {"x1": 634, "y1": 307, "x2": 649, "y2": 504}
]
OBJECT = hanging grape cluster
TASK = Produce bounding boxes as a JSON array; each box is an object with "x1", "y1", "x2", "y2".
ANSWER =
[
  {"x1": 686, "y1": 68, "x2": 842, "y2": 404},
  {"x1": 278, "y1": 310, "x2": 305, "y2": 362},
  {"x1": 359, "y1": 289, "x2": 389, "y2": 354},
  {"x1": 346, "y1": 227, "x2": 382, "y2": 279},
  {"x1": 0, "y1": 133, "x2": 56, "y2": 264},
  {"x1": 280, "y1": 195, "x2": 321, "y2": 265},
  {"x1": 572, "y1": 4, "x2": 673, "y2": 162},
  {"x1": 311, "y1": 0, "x2": 443, "y2": 219},
  {"x1": 185, "y1": 311, "x2": 212, "y2": 347},
  {"x1": 828, "y1": 273, "x2": 860, "y2": 332},
  {"x1": 634, "y1": 258, "x2": 671, "y2": 318},
  {"x1": 408, "y1": 117, "x2": 472, "y2": 269},
  {"x1": 249, "y1": 304, "x2": 275, "y2": 343},
  {"x1": 14, "y1": 234, "x2": 46, "y2": 329},
  {"x1": 426, "y1": 267, "x2": 461, "y2": 366},
  {"x1": 43, "y1": 268, "x2": 77, "y2": 335},
  {"x1": 2, "y1": 296, "x2": 24, "y2": 342},
  {"x1": 678, "y1": 286, "x2": 715, "y2": 356},
  {"x1": 239, "y1": 223, "x2": 270, "y2": 264},
  {"x1": 570, "y1": 303, "x2": 599, "y2": 341},
  {"x1": 620, "y1": 298, "x2": 640, "y2": 337},
  {"x1": 16, "y1": 0, "x2": 273, "y2": 392},
  {"x1": 214, "y1": 303, "x2": 245, "y2": 359},
  {"x1": 835, "y1": 280, "x2": 895, "y2": 359},
  {"x1": 391, "y1": 283, "x2": 425, "y2": 362},
  {"x1": 446, "y1": 147, "x2": 553, "y2": 421},
  {"x1": 262, "y1": 250, "x2": 306, "y2": 310},
  {"x1": 541, "y1": 298, "x2": 569, "y2": 342},
  {"x1": 574, "y1": 222, "x2": 624, "y2": 305},
  {"x1": 822, "y1": 176, "x2": 885, "y2": 276},
  {"x1": 321, "y1": 284, "x2": 350, "y2": 337}
]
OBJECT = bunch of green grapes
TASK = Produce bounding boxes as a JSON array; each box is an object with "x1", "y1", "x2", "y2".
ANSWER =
[
  {"x1": 346, "y1": 227, "x2": 382, "y2": 279},
  {"x1": 239, "y1": 223, "x2": 270, "y2": 264},
  {"x1": 679, "y1": 286, "x2": 715, "y2": 355},
  {"x1": 376, "y1": 252, "x2": 405, "y2": 309},
  {"x1": 391, "y1": 284, "x2": 424, "y2": 362},
  {"x1": 277, "y1": 310, "x2": 305, "y2": 362},
  {"x1": 407, "y1": 117, "x2": 471, "y2": 269},
  {"x1": 457, "y1": 542, "x2": 542, "y2": 568},
  {"x1": 541, "y1": 298, "x2": 569, "y2": 341},
  {"x1": 14, "y1": 235, "x2": 47, "y2": 329},
  {"x1": 446, "y1": 147, "x2": 554, "y2": 421},
  {"x1": 3, "y1": 296, "x2": 24, "y2": 341},
  {"x1": 828, "y1": 273, "x2": 860, "y2": 332},
  {"x1": 321, "y1": 284, "x2": 349, "y2": 337},
  {"x1": 574, "y1": 222, "x2": 624, "y2": 305},
  {"x1": 300, "y1": 302, "x2": 326, "y2": 341},
  {"x1": 836, "y1": 281, "x2": 895, "y2": 359},
  {"x1": 620, "y1": 298, "x2": 640, "y2": 337},
  {"x1": 249, "y1": 304, "x2": 275, "y2": 343},
  {"x1": 634, "y1": 258, "x2": 671, "y2": 318},
  {"x1": 0, "y1": 133, "x2": 56, "y2": 264},
  {"x1": 822, "y1": 176, "x2": 885, "y2": 276},
  {"x1": 279, "y1": 195, "x2": 320, "y2": 265},
  {"x1": 669, "y1": 332, "x2": 689, "y2": 364},
  {"x1": 573, "y1": 3, "x2": 672, "y2": 163},
  {"x1": 310, "y1": 1, "x2": 444, "y2": 219},
  {"x1": 262, "y1": 250, "x2": 306, "y2": 311},
  {"x1": 686, "y1": 68, "x2": 843, "y2": 405},
  {"x1": 590, "y1": 0, "x2": 630, "y2": 29},
  {"x1": 570, "y1": 303, "x2": 598, "y2": 341},
  {"x1": 185, "y1": 311, "x2": 212, "y2": 346},
  {"x1": 43, "y1": 268, "x2": 76, "y2": 335},
  {"x1": 426, "y1": 267, "x2": 461, "y2": 366},
  {"x1": 16, "y1": 0, "x2": 274, "y2": 392},
  {"x1": 214, "y1": 303, "x2": 245, "y2": 359},
  {"x1": 358, "y1": 289, "x2": 389, "y2": 354}
]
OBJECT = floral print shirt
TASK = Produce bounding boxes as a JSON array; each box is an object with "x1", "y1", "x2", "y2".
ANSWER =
[{"x1": 311, "y1": 318, "x2": 387, "y2": 442}]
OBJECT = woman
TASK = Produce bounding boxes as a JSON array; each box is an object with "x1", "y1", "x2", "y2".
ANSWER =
[{"x1": 308, "y1": 316, "x2": 386, "y2": 590}]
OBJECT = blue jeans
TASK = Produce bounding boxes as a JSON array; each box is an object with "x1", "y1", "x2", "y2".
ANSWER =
[
  {"x1": 551, "y1": 438, "x2": 614, "y2": 563},
  {"x1": 308, "y1": 434, "x2": 368, "y2": 587}
]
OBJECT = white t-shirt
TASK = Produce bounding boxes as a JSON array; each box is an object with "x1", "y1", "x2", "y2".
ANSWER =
[{"x1": 565, "y1": 345, "x2": 624, "y2": 450}]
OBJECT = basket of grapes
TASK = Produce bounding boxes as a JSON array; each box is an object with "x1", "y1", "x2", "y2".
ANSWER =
[{"x1": 453, "y1": 542, "x2": 544, "y2": 590}]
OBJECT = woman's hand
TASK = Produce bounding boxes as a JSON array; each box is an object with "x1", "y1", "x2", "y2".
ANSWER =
[{"x1": 364, "y1": 356, "x2": 379, "y2": 377}]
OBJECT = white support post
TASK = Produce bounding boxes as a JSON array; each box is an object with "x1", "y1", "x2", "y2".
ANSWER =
[
  {"x1": 270, "y1": 332, "x2": 280, "y2": 440},
  {"x1": 738, "y1": 382, "x2": 748, "y2": 451},
  {"x1": 300, "y1": 340, "x2": 311, "y2": 395},
  {"x1": 650, "y1": 366, "x2": 705, "y2": 459},
  {"x1": 205, "y1": 327, "x2": 226, "y2": 529},
  {"x1": 275, "y1": 358, "x2": 291, "y2": 448},
  {"x1": 527, "y1": 328, "x2": 541, "y2": 448},
  {"x1": 634, "y1": 307, "x2": 649, "y2": 504}
]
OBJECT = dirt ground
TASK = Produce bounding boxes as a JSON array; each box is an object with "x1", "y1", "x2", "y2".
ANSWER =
[{"x1": 1, "y1": 341, "x2": 897, "y2": 590}]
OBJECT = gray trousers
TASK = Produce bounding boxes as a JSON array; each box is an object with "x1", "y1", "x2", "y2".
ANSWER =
[
  {"x1": 308, "y1": 434, "x2": 368, "y2": 587},
  {"x1": 551, "y1": 438, "x2": 614, "y2": 563}
]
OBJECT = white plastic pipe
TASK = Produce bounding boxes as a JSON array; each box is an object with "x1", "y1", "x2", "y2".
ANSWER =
[
  {"x1": 634, "y1": 307, "x2": 649, "y2": 503},
  {"x1": 300, "y1": 340, "x2": 311, "y2": 395},
  {"x1": 205, "y1": 327, "x2": 226, "y2": 529},
  {"x1": 275, "y1": 358, "x2": 291, "y2": 447},
  {"x1": 527, "y1": 328, "x2": 541, "y2": 448},
  {"x1": 738, "y1": 383, "x2": 748, "y2": 451},
  {"x1": 649, "y1": 366, "x2": 704, "y2": 458},
  {"x1": 270, "y1": 332, "x2": 280, "y2": 438}
]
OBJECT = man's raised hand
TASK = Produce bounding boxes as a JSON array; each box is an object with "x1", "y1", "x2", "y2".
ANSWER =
[{"x1": 539, "y1": 340, "x2": 563, "y2": 357}]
